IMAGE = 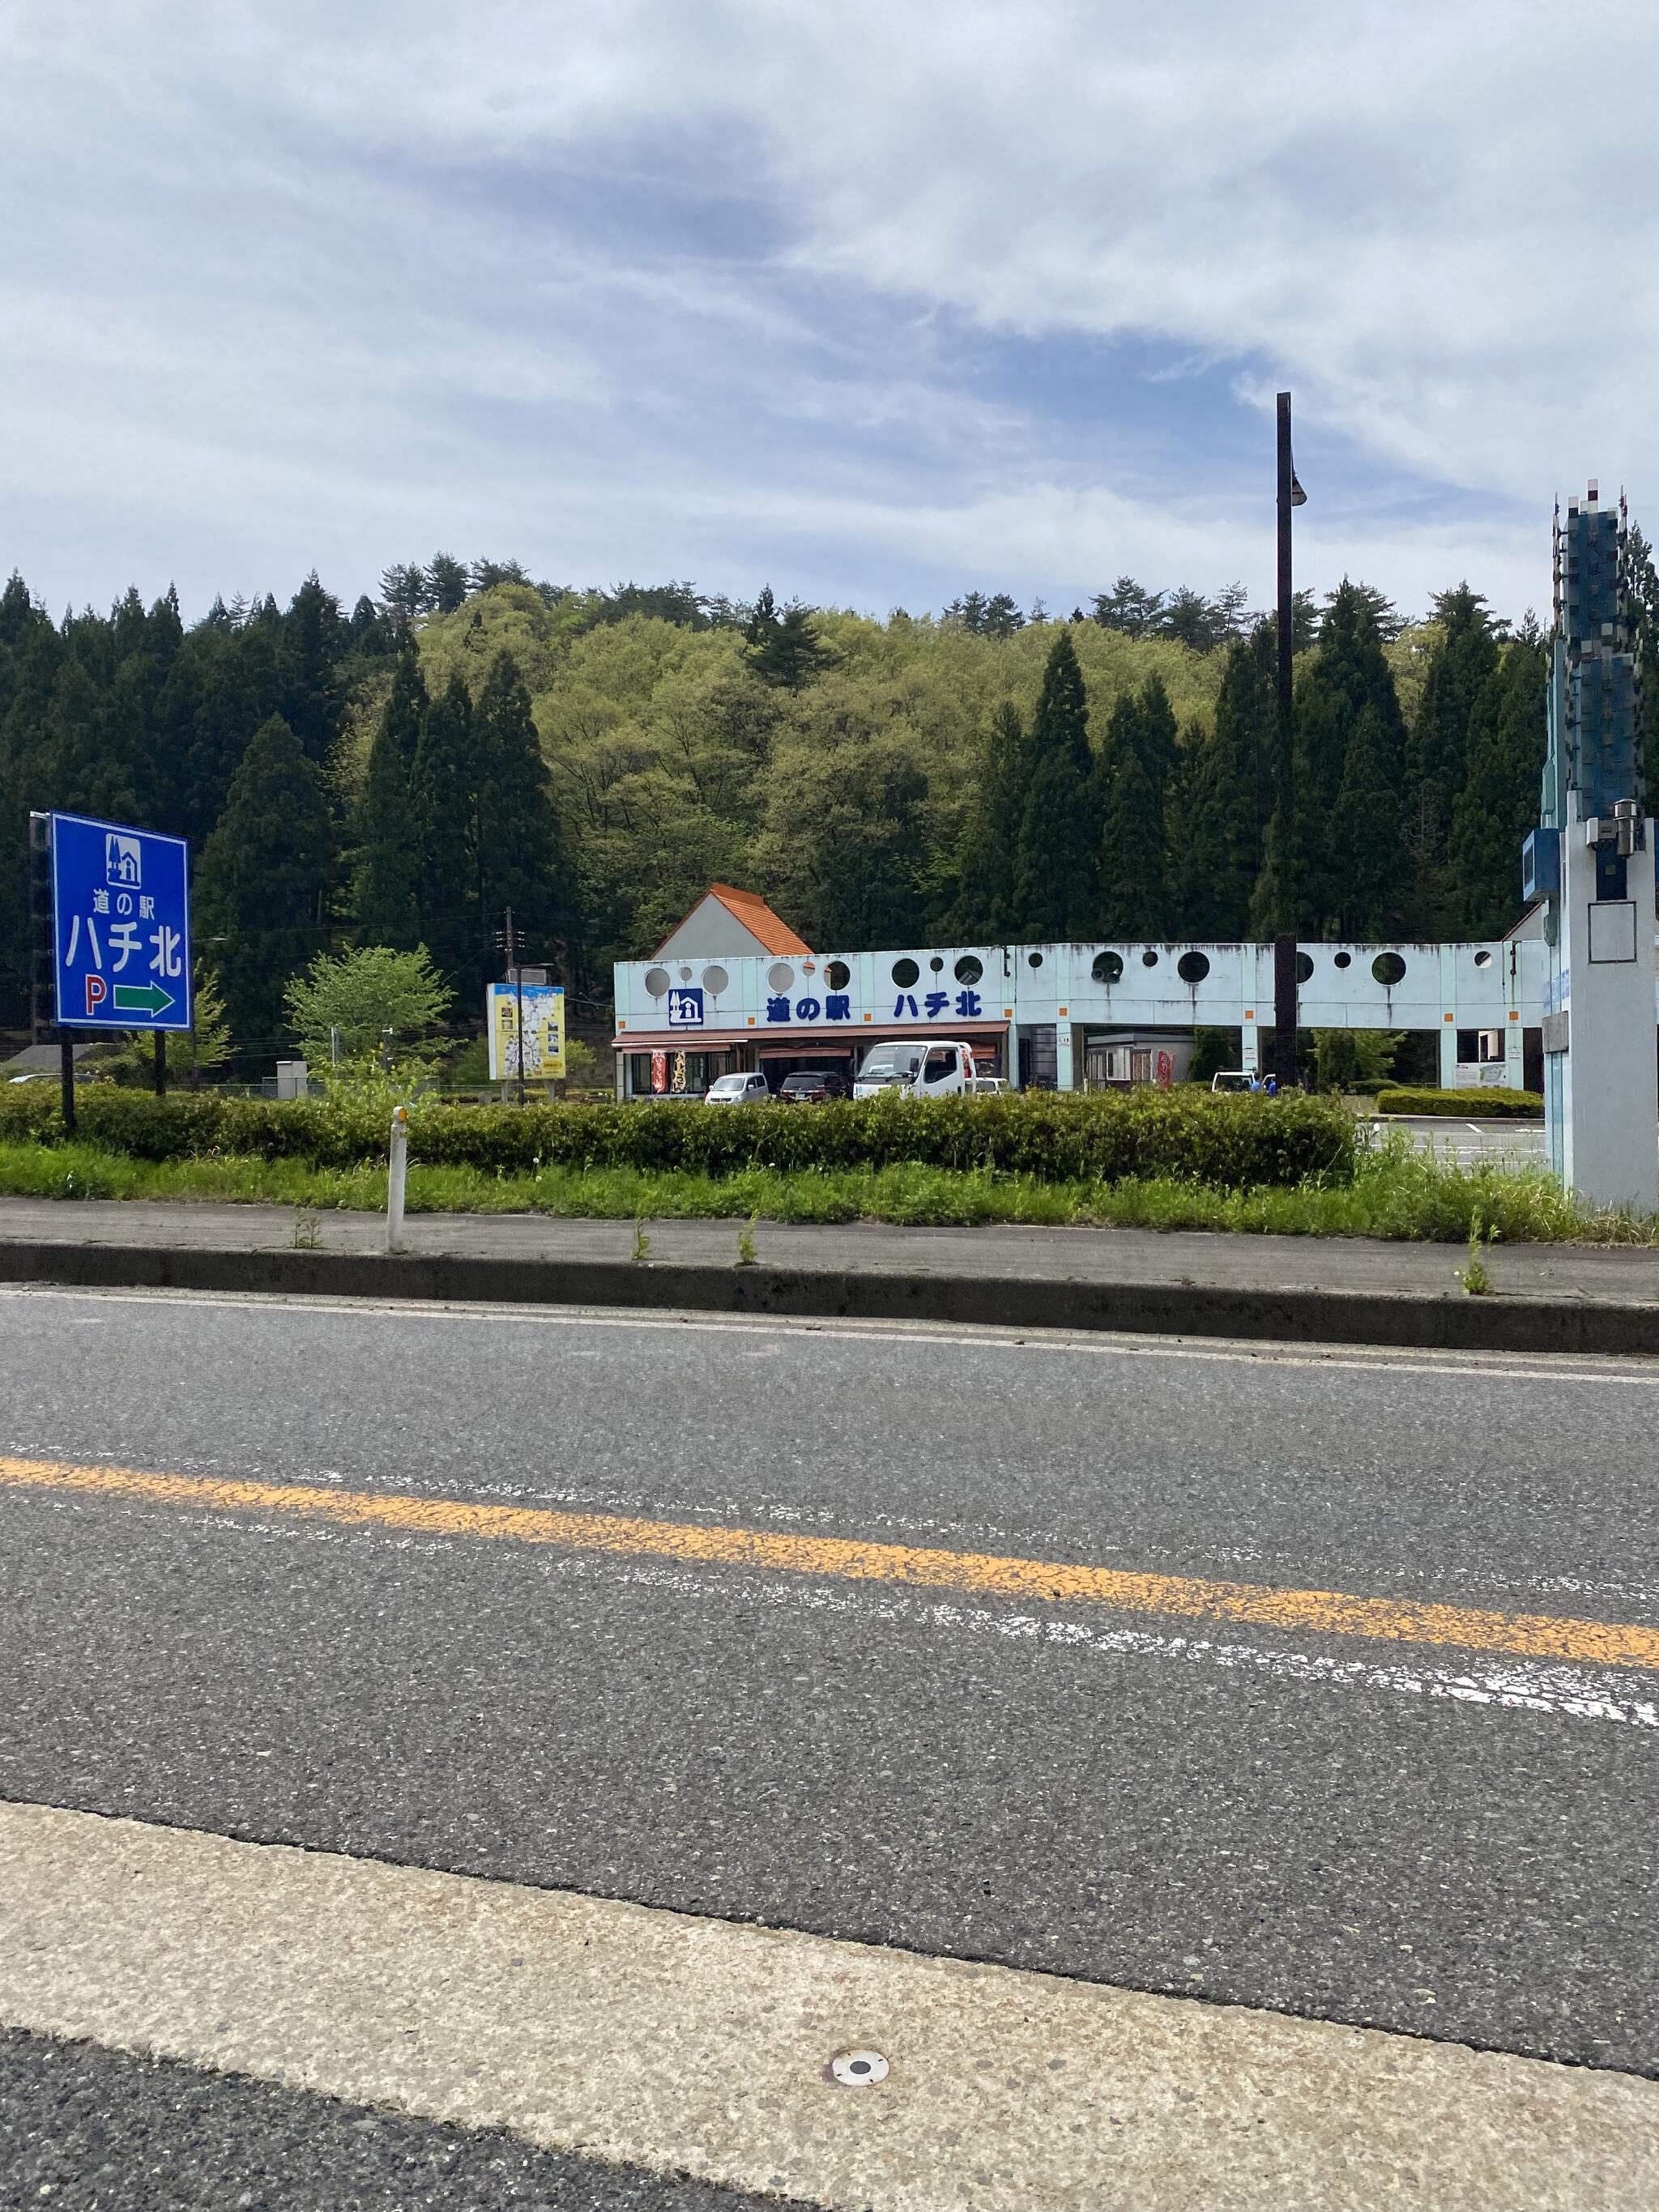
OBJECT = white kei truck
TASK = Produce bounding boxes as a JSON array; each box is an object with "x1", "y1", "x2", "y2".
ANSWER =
[{"x1": 852, "y1": 1038, "x2": 979, "y2": 1099}]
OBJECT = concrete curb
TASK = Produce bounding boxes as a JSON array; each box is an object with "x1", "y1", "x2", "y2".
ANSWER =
[{"x1": 2, "y1": 1237, "x2": 1656, "y2": 1356}]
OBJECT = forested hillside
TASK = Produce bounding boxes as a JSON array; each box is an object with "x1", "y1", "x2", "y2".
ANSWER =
[{"x1": 3, "y1": 550, "x2": 1652, "y2": 1055}]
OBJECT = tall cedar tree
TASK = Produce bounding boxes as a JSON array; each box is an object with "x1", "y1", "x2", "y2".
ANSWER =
[
  {"x1": 745, "y1": 586, "x2": 831, "y2": 689},
  {"x1": 1096, "y1": 688, "x2": 1164, "y2": 936},
  {"x1": 472, "y1": 650, "x2": 565, "y2": 965},
  {"x1": 1260, "y1": 579, "x2": 1407, "y2": 934},
  {"x1": 355, "y1": 644, "x2": 427, "y2": 948},
  {"x1": 409, "y1": 670, "x2": 484, "y2": 996},
  {"x1": 1013, "y1": 629, "x2": 1096, "y2": 940},
  {"x1": 953, "y1": 698, "x2": 1029, "y2": 938},
  {"x1": 1175, "y1": 625, "x2": 1272, "y2": 936},
  {"x1": 1450, "y1": 626, "x2": 1549, "y2": 937},
  {"x1": 279, "y1": 574, "x2": 348, "y2": 769},
  {"x1": 1328, "y1": 705, "x2": 1406, "y2": 937},
  {"x1": 1407, "y1": 586, "x2": 1499, "y2": 930},
  {"x1": 195, "y1": 715, "x2": 334, "y2": 1046}
]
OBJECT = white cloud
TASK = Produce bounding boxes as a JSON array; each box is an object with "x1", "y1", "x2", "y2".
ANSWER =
[{"x1": 1, "y1": 2, "x2": 1652, "y2": 617}]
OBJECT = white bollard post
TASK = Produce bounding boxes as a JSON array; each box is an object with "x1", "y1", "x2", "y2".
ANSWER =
[{"x1": 386, "y1": 1104, "x2": 408, "y2": 1254}]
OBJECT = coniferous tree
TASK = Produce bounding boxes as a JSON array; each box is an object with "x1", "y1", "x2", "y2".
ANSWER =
[
  {"x1": 1264, "y1": 578, "x2": 1408, "y2": 935},
  {"x1": 354, "y1": 644, "x2": 427, "y2": 948},
  {"x1": 1097, "y1": 689, "x2": 1163, "y2": 936},
  {"x1": 953, "y1": 698, "x2": 1029, "y2": 938},
  {"x1": 279, "y1": 574, "x2": 348, "y2": 770},
  {"x1": 1013, "y1": 629, "x2": 1095, "y2": 939},
  {"x1": 1328, "y1": 705, "x2": 1405, "y2": 937},
  {"x1": 1450, "y1": 625, "x2": 1548, "y2": 937},
  {"x1": 472, "y1": 650, "x2": 565, "y2": 964},
  {"x1": 1407, "y1": 585, "x2": 1499, "y2": 930},
  {"x1": 195, "y1": 715, "x2": 334, "y2": 1047},
  {"x1": 1175, "y1": 629, "x2": 1269, "y2": 937},
  {"x1": 425, "y1": 553, "x2": 471, "y2": 615},
  {"x1": 745, "y1": 586, "x2": 831, "y2": 689},
  {"x1": 409, "y1": 670, "x2": 482, "y2": 995}
]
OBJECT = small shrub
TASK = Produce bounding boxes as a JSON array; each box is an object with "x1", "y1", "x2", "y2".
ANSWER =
[
  {"x1": 1375, "y1": 1087, "x2": 1542, "y2": 1119},
  {"x1": 0, "y1": 1084, "x2": 1358, "y2": 1192}
]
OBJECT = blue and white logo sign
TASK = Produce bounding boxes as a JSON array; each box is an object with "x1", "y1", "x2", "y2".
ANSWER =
[
  {"x1": 666, "y1": 987, "x2": 704, "y2": 1029},
  {"x1": 49, "y1": 812, "x2": 192, "y2": 1030}
]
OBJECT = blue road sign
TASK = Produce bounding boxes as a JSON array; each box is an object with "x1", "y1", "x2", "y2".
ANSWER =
[
  {"x1": 49, "y1": 812, "x2": 192, "y2": 1031},
  {"x1": 666, "y1": 986, "x2": 704, "y2": 1028}
]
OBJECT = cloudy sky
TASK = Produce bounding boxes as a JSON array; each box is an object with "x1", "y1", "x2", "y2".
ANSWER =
[{"x1": 2, "y1": 1, "x2": 1655, "y2": 626}]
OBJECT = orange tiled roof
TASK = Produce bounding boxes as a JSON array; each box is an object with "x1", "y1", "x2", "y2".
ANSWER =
[{"x1": 655, "y1": 884, "x2": 812, "y2": 957}]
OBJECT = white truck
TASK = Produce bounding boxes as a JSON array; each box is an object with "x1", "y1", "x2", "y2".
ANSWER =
[{"x1": 853, "y1": 1038, "x2": 979, "y2": 1099}]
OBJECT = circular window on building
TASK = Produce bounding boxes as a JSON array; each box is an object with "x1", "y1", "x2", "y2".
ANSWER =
[
  {"x1": 1177, "y1": 950, "x2": 1209, "y2": 984},
  {"x1": 1091, "y1": 951, "x2": 1124, "y2": 985},
  {"x1": 1473, "y1": 948, "x2": 1493, "y2": 969},
  {"x1": 928, "y1": 955, "x2": 944, "y2": 973},
  {"x1": 643, "y1": 965, "x2": 670, "y2": 998},
  {"x1": 1333, "y1": 951, "x2": 1352, "y2": 970},
  {"x1": 1027, "y1": 952, "x2": 1044, "y2": 969},
  {"x1": 1371, "y1": 953, "x2": 1407, "y2": 987},
  {"x1": 1141, "y1": 949, "x2": 1158, "y2": 968},
  {"x1": 767, "y1": 961, "x2": 795, "y2": 993},
  {"x1": 891, "y1": 957, "x2": 920, "y2": 988},
  {"x1": 954, "y1": 955, "x2": 983, "y2": 985},
  {"x1": 825, "y1": 958, "x2": 851, "y2": 991},
  {"x1": 1295, "y1": 953, "x2": 1314, "y2": 984},
  {"x1": 702, "y1": 965, "x2": 729, "y2": 996},
  {"x1": 678, "y1": 965, "x2": 693, "y2": 982}
]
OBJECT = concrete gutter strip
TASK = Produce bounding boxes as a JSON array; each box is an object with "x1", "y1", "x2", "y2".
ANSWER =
[
  {"x1": 4, "y1": 1801, "x2": 1657, "y2": 2212},
  {"x1": 1, "y1": 1236, "x2": 1657, "y2": 1355}
]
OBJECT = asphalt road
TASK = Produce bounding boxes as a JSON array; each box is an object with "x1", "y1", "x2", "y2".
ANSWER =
[{"x1": 2, "y1": 1286, "x2": 1657, "y2": 2201}]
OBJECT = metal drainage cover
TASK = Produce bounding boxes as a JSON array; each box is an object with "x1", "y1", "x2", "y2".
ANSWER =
[{"x1": 828, "y1": 2048, "x2": 889, "y2": 2087}]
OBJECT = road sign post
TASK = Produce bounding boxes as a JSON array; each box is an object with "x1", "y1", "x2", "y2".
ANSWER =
[
  {"x1": 41, "y1": 812, "x2": 191, "y2": 1131},
  {"x1": 47, "y1": 812, "x2": 192, "y2": 1029}
]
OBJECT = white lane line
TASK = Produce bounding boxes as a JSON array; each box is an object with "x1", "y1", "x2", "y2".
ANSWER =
[
  {"x1": 47, "y1": 1492, "x2": 1657, "y2": 1737},
  {"x1": 5, "y1": 1282, "x2": 1657, "y2": 1385},
  {"x1": 3, "y1": 1801, "x2": 1657, "y2": 2212}
]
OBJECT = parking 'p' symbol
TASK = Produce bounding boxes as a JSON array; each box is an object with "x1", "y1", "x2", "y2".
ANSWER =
[{"x1": 84, "y1": 974, "x2": 108, "y2": 1016}]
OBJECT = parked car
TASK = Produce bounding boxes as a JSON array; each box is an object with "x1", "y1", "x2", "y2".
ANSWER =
[
  {"x1": 970, "y1": 1075, "x2": 1008, "y2": 1095},
  {"x1": 1210, "y1": 1071, "x2": 1254, "y2": 1093},
  {"x1": 704, "y1": 1071, "x2": 771, "y2": 1105},
  {"x1": 777, "y1": 1070, "x2": 850, "y2": 1104}
]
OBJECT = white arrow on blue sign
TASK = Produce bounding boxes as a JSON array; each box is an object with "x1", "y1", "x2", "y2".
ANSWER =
[{"x1": 49, "y1": 812, "x2": 193, "y2": 1031}]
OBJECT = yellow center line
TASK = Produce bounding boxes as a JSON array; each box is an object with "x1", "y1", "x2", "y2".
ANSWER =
[{"x1": 3, "y1": 1451, "x2": 1657, "y2": 1674}]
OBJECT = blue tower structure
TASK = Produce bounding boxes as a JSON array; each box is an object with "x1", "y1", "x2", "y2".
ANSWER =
[{"x1": 1524, "y1": 484, "x2": 1657, "y2": 1208}]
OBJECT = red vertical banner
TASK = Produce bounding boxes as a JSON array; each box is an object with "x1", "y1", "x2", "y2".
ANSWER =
[
  {"x1": 1156, "y1": 1050, "x2": 1174, "y2": 1089},
  {"x1": 651, "y1": 1051, "x2": 667, "y2": 1093}
]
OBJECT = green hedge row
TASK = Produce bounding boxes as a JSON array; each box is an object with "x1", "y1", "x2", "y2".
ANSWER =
[
  {"x1": 0, "y1": 1085, "x2": 1356, "y2": 1190},
  {"x1": 1375, "y1": 1086, "x2": 1543, "y2": 1119}
]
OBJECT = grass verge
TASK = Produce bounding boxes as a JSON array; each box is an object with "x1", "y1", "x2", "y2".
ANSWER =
[{"x1": 0, "y1": 1132, "x2": 1653, "y2": 1242}]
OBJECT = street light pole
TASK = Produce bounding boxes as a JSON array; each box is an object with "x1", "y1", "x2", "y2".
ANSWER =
[{"x1": 1273, "y1": 391, "x2": 1304, "y2": 1090}]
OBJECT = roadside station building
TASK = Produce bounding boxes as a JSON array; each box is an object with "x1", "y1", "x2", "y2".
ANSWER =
[{"x1": 612, "y1": 884, "x2": 1571, "y2": 1099}]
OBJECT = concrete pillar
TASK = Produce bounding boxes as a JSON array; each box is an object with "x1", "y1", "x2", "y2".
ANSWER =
[
  {"x1": 1437, "y1": 1017, "x2": 1459, "y2": 1090},
  {"x1": 1499, "y1": 1016, "x2": 1519, "y2": 1089},
  {"x1": 1056, "y1": 1022, "x2": 1076, "y2": 1093},
  {"x1": 1005, "y1": 1025, "x2": 1021, "y2": 1090}
]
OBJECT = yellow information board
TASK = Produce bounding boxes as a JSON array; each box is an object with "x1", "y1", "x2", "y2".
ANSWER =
[{"x1": 487, "y1": 983, "x2": 566, "y2": 1081}]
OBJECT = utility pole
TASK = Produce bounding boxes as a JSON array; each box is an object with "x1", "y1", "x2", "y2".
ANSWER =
[
  {"x1": 1273, "y1": 391, "x2": 1306, "y2": 1090},
  {"x1": 505, "y1": 906, "x2": 525, "y2": 1108}
]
